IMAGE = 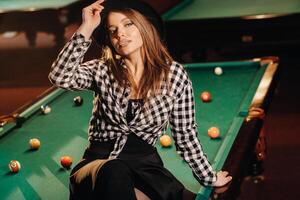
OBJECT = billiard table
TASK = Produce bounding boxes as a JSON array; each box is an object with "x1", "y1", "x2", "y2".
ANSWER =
[
  {"x1": 0, "y1": 57, "x2": 278, "y2": 200},
  {"x1": 163, "y1": 0, "x2": 300, "y2": 62},
  {"x1": 0, "y1": 0, "x2": 80, "y2": 46},
  {"x1": 0, "y1": 0, "x2": 185, "y2": 47}
]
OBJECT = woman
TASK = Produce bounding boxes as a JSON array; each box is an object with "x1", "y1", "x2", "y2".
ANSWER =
[{"x1": 49, "y1": 0, "x2": 232, "y2": 199}]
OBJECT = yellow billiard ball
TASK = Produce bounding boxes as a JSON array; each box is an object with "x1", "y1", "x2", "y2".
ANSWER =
[
  {"x1": 159, "y1": 135, "x2": 172, "y2": 147},
  {"x1": 29, "y1": 138, "x2": 41, "y2": 150}
]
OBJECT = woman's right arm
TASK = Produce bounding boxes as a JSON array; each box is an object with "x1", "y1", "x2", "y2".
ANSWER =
[{"x1": 48, "y1": 0, "x2": 104, "y2": 90}]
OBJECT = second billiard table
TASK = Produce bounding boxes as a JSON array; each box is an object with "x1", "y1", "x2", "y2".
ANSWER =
[
  {"x1": 0, "y1": 0, "x2": 80, "y2": 47},
  {"x1": 163, "y1": 0, "x2": 300, "y2": 61}
]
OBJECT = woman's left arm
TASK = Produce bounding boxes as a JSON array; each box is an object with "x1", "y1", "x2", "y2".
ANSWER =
[
  {"x1": 169, "y1": 78, "x2": 231, "y2": 187},
  {"x1": 169, "y1": 80, "x2": 216, "y2": 186}
]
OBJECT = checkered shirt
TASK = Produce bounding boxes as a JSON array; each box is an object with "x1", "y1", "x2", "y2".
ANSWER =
[{"x1": 49, "y1": 33, "x2": 217, "y2": 186}]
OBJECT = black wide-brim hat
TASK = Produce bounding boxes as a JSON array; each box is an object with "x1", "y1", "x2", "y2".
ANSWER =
[{"x1": 92, "y1": 0, "x2": 164, "y2": 45}]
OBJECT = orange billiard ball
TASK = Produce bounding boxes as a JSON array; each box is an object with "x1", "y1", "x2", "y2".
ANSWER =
[
  {"x1": 8, "y1": 160, "x2": 21, "y2": 173},
  {"x1": 159, "y1": 135, "x2": 172, "y2": 147},
  {"x1": 29, "y1": 138, "x2": 41, "y2": 150},
  {"x1": 208, "y1": 127, "x2": 220, "y2": 139},
  {"x1": 201, "y1": 91, "x2": 211, "y2": 102},
  {"x1": 60, "y1": 156, "x2": 73, "y2": 169}
]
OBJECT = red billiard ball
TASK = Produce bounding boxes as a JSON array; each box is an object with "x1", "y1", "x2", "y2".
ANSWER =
[
  {"x1": 201, "y1": 91, "x2": 211, "y2": 102},
  {"x1": 60, "y1": 156, "x2": 73, "y2": 169},
  {"x1": 159, "y1": 135, "x2": 172, "y2": 147},
  {"x1": 8, "y1": 160, "x2": 21, "y2": 173},
  {"x1": 208, "y1": 127, "x2": 220, "y2": 139}
]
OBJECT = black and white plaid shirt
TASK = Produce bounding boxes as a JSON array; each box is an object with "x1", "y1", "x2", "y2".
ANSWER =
[{"x1": 49, "y1": 33, "x2": 216, "y2": 186}]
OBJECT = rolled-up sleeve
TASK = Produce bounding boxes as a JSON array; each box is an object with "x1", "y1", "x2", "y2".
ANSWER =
[
  {"x1": 169, "y1": 79, "x2": 217, "y2": 186},
  {"x1": 48, "y1": 33, "x2": 99, "y2": 90}
]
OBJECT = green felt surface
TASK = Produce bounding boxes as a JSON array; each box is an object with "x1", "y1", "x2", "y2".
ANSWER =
[
  {"x1": 164, "y1": 0, "x2": 300, "y2": 20},
  {"x1": 0, "y1": 61, "x2": 267, "y2": 199},
  {"x1": 157, "y1": 61, "x2": 265, "y2": 197},
  {"x1": 0, "y1": 91, "x2": 92, "y2": 200},
  {"x1": 0, "y1": 0, "x2": 78, "y2": 12}
]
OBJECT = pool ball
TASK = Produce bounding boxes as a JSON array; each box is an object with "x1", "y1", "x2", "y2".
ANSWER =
[
  {"x1": 29, "y1": 138, "x2": 40, "y2": 150},
  {"x1": 8, "y1": 160, "x2": 21, "y2": 173},
  {"x1": 159, "y1": 135, "x2": 172, "y2": 147},
  {"x1": 214, "y1": 67, "x2": 223, "y2": 75},
  {"x1": 60, "y1": 156, "x2": 73, "y2": 169},
  {"x1": 201, "y1": 91, "x2": 211, "y2": 102},
  {"x1": 208, "y1": 127, "x2": 220, "y2": 139},
  {"x1": 73, "y1": 96, "x2": 83, "y2": 106},
  {"x1": 41, "y1": 105, "x2": 51, "y2": 114}
]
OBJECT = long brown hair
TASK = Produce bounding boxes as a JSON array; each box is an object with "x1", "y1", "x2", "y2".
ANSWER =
[{"x1": 100, "y1": 9, "x2": 173, "y2": 99}]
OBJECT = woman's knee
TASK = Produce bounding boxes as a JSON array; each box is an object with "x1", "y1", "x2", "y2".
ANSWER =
[
  {"x1": 99, "y1": 159, "x2": 132, "y2": 180},
  {"x1": 94, "y1": 160, "x2": 136, "y2": 199}
]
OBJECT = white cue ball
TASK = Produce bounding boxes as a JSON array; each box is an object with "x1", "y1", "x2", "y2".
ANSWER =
[
  {"x1": 214, "y1": 67, "x2": 223, "y2": 75},
  {"x1": 41, "y1": 105, "x2": 51, "y2": 114}
]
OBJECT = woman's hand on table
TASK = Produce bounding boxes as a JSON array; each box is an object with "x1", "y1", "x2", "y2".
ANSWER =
[{"x1": 213, "y1": 171, "x2": 232, "y2": 187}]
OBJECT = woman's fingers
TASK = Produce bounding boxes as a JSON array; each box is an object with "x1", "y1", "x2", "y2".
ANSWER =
[
  {"x1": 213, "y1": 171, "x2": 232, "y2": 187},
  {"x1": 78, "y1": 0, "x2": 105, "y2": 39},
  {"x1": 91, "y1": 0, "x2": 105, "y2": 10},
  {"x1": 82, "y1": 0, "x2": 106, "y2": 22},
  {"x1": 84, "y1": 0, "x2": 104, "y2": 15},
  {"x1": 220, "y1": 171, "x2": 229, "y2": 176}
]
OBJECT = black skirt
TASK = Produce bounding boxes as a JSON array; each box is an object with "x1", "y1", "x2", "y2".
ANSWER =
[{"x1": 69, "y1": 134, "x2": 195, "y2": 200}]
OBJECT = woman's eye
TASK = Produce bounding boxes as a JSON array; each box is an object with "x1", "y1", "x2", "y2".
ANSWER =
[
  {"x1": 109, "y1": 29, "x2": 117, "y2": 35},
  {"x1": 124, "y1": 22, "x2": 133, "y2": 27}
]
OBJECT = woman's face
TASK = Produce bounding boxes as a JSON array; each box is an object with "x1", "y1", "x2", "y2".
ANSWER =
[{"x1": 107, "y1": 12, "x2": 143, "y2": 57}]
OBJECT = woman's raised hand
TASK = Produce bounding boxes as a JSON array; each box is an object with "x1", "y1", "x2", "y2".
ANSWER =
[{"x1": 78, "y1": 0, "x2": 105, "y2": 40}]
